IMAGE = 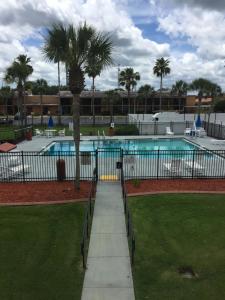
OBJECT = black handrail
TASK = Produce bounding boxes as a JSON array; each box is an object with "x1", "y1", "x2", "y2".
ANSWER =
[
  {"x1": 121, "y1": 168, "x2": 136, "y2": 265},
  {"x1": 80, "y1": 170, "x2": 97, "y2": 269}
]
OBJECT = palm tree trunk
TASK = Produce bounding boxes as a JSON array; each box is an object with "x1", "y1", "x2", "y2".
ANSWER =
[
  {"x1": 159, "y1": 75, "x2": 162, "y2": 111},
  {"x1": 58, "y1": 61, "x2": 61, "y2": 91},
  {"x1": 144, "y1": 95, "x2": 147, "y2": 114},
  {"x1": 92, "y1": 77, "x2": 95, "y2": 126},
  {"x1": 18, "y1": 88, "x2": 23, "y2": 127},
  {"x1": 110, "y1": 99, "x2": 113, "y2": 123},
  {"x1": 40, "y1": 93, "x2": 43, "y2": 125},
  {"x1": 73, "y1": 93, "x2": 80, "y2": 190},
  {"x1": 128, "y1": 90, "x2": 130, "y2": 114},
  {"x1": 58, "y1": 61, "x2": 61, "y2": 125}
]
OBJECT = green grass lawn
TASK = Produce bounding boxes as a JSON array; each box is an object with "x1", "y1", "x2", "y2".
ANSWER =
[
  {"x1": 129, "y1": 194, "x2": 225, "y2": 300},
  {"x1": 0, "y1": 203, "x2": 85, "y2": 300}
]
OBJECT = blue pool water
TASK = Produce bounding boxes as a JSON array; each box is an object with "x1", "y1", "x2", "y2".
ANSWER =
[{"x1": 44, "y1": 138, "x2": 200, "y2": 155}]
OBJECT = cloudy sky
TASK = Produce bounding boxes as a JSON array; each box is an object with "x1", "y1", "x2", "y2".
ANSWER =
[{"x1": 1, "y1": 0, "x2": 225, "y2": 91}]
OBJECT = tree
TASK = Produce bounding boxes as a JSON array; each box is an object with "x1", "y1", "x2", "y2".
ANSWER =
[
  {"x1": 104, "y1": 90, "x2": 121, "y2": 123},
  {"x1": 190, "y1": 78, "x2": 221, "y2": 97},
  {"x1": 35, "y1": 79, "x2": 48, "y2": 124},
  {"x1": 190, "y1": 78, "x2": 222, "y2": 126},
  {"x1": 4, "y1": 54, "x2": 33, "y2": 126},
  {"x1": 43, "y1": 23, "x2": 113, "y2": 189},
  {"x1": 119, "y1": 68, "x2": 140, "y2": 114},
  {"x1": 42, "y1": 23, "x2": 67, "y2": 93},
  {"x1": 85, "y1": 33, "x2": 113, "y2": 125},
  {"x1": 0, "y1": 86, "x2": 13, "y2": 117},
  {"x1": 138, "y1": 84, "x2": 155, "y2": 114},
  {"x1": 171, "y1": 80, "x2": 188, "y2": 112},
  {"x1": 153, "y1": 57, "x2": 170, "y2": 111}
]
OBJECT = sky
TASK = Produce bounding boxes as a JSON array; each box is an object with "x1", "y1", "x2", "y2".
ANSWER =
[{"x1": 0, "y1": 0, "x2": 225, "y2": 91}]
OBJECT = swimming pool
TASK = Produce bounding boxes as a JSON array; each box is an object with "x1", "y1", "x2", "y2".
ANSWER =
[{"x1": 44, "y1": 138, "x2": 200, "y2": 155}]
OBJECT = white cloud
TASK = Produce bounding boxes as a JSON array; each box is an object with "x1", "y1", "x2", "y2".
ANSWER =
[{"x1": 0, "y1": 0, "x2": 225, "y2": 91}]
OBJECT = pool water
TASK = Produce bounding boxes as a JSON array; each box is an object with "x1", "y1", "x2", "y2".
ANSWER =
[{"x1": 44, "y1": 138, "x2": 199, "y2": 155}]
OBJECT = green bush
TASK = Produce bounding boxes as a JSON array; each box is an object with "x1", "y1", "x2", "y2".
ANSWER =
[
  {"x1": 214, "y1": 100, "x2": 225, "y2": 112},
  {"x1": 131, "y1": 179, "x2": 141, "y2": 188},
  {"x1": 114, "y1": 124, "x2": 139, "y2": 135}
]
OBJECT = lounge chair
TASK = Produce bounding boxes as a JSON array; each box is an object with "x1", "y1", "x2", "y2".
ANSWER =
[
  {"x1": 58, "y1": 128, "x2": 65, "y2": 137},
  {"x1": 7, "y1": 154, "x2": 21, "y2": 167},
  {"x1": 195, "y1": 128, "x2": 206, "y2": 138},
  {"x1": 182, "y1": 158, "x2": 205, "y2": 176},
  {"x1": 166, "y1": 127, "x2": 174, "y2": 135},
  {"x1": 35, "y1": 129, "x2": 44, "y2": 137},
  {"x1": 0, "y1": 164, "x2": 30, "y2": 179},
  {"x1": 163, "y1": 159, "x2": 181, "y2": 176},
  {"x1": 184, "y1": 128, "x2": 191, "y2": 136}
]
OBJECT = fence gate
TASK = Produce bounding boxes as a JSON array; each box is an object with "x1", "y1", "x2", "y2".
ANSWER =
[{"x1": 97, "y1": 148, "x2": 122, "y2": 181}]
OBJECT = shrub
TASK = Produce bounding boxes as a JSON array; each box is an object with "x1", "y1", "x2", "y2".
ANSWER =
[
  {"x1": 131, "y1": 179, "x2": 141, "y2": 188},
  {"x1": 114, "y1": 124, "x2": 139, "y2": 135},
  {"x1": 214, "y1": 100, "x2": 225, "y2": 112}
]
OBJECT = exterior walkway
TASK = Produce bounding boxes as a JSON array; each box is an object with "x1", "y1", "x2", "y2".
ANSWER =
[{"x1": 81, "y1": 181, "x2": 135, "y2": 300}]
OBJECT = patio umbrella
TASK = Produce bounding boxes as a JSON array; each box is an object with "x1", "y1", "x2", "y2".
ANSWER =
[
  {"x1": 48, "y1": 116, "x2": 54, "y2": 128},
  {"x1": 195, "y1": 114, "x2": 202, "y2": 128}
]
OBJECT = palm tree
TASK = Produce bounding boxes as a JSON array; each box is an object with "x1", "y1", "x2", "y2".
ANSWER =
[
  {"x1": 119, "y1": 68, "x2": 140, "y2": 114},
  {"x1": 138, "y1": 84, "x2": 155, "y2": 114},
  {"x1": 43, "y1": 23, "x2": 113, "y2": 189},
  {"x1": 43, "y1": 24, "x2": 68, "y2": 125},
  {"x1": 42, "y1": 23, "x2": 67, "y2": 92},
  {"x1": 85, "y1": 33, "x2": 113, "y2": 125},
  {"x1": 5, "y1": 54, "x2": 33, "y2": 126},
  {"x1": 153, "y1": 57, "x2": 170, "y2": 111},
  {"x1": 171, "y1": 80, "x2": 188, "y2": 112},
  {"x1": 35, "y1": 79, "x2": 48, "y2": 125}
]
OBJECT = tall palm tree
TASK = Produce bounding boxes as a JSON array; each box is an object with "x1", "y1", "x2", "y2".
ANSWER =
[
  {"x1": 5, "y1": 54, "x2": 33, "y2": 126},
  {"x1": 43, "y1": 23, "x2": 113, "y2": 189},
  {"x1": 171, "y1": 80, "x2": 188, "y2": 112},
  {"x1": 42, "y1": 23, "x2": 67, "y2": 92},
  {"x1": 43, "y1": 24, "x2": 68, "y2": 125},
  {"x1": 119, "y1": 68, "x2": 140, "y2": 114},
  {"x1": 35, "y1": 79, "x2": 48, "y2": 125},
  {"x1": 85, "y1": 33, "x2": 113, "y2": 125},
  {"x1": 138, "y1": 84, "x2": 155, "y2": 114},
  {"x1": 153, "y1": 57, "x2": 170, "y2": 111}
]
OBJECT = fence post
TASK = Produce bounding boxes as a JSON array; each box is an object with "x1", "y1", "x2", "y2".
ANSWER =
[
  {"x1": 192, "y1": 150, "x2": 195, "y2": 179},
  {"x1": 21, "y1": 151, "x2": 25, "y2": 183},
  {"x1": 95, "y1": 149, "x2": 98, "y2": 181},
  {"x1": 157, "y1": 149, "x2": 160, "y2": 179},
  {"x1": 121, "y1": 148, "x2": 123, "y2": 179}
]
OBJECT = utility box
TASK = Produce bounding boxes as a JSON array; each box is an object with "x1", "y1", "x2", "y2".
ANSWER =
[
  {"x1": 56, "y1": 159, "x2": 66, "y2": 181},
  {"x1": 116, "y1": 161, "x2": 122, "y2": 169}
]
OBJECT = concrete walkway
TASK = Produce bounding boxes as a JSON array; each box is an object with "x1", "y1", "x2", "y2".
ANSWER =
[{"x1": 81, "y1": 181, "x2": 135, "y2": 300}]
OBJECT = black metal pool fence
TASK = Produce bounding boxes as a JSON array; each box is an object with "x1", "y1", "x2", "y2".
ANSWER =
[{"x1": 1, "y1": 148, "x2": 225, "y2": 182}]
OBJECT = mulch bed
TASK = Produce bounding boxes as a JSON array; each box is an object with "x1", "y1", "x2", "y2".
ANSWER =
[
  {"x1": 0, "y1": 181, "x2": 91, "y2": 205},
  {"x1": 126, "y1": 179, "x2": 225, "y2": 195}
]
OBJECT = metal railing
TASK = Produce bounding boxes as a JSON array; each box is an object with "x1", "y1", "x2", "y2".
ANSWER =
[
  {"x1": 0, "y1": 151, "x2": 96, "y2": 182},
  {"x1": 122, "y1": 149, "x2": 225, "y2": 179},
  {"x1": 1, "y1": 148, "x2": 225, "y2": 182},
  {"x1": 80, "y1": 171, "x2": 97, "y2": 269},
  {"x1": 121, "y1": 168, "x2": 136, "y2": 265}
]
